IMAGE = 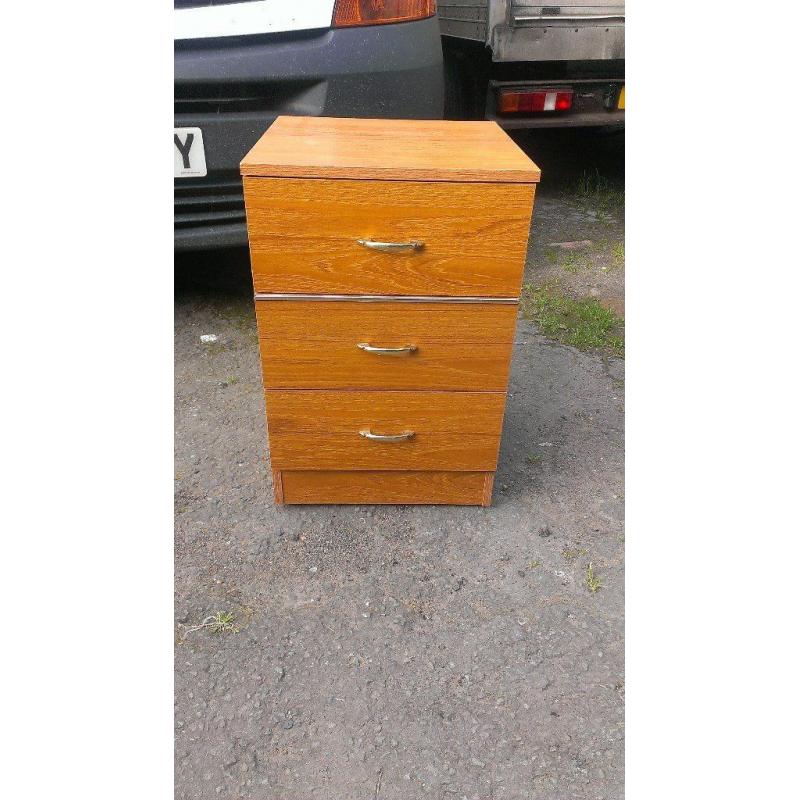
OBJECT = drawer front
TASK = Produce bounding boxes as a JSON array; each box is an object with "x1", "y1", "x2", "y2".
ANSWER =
[
  {"x1": 256, "y1": 300, "x2": 517, "y2": 391},
  {"x1": 266, "y1": 390, "x2": 507, "y2": 471},
  {"x1": 244, "y1": 177, "x2": 535, "y2": 297},
  {"x1": 276, "y1": 470, "x2": 494, "y2": 506}
]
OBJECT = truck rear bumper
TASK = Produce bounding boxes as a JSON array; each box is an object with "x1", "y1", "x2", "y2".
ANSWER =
[
  {"x1": 485, "y1": 77, "x2": 623, "y2": 130},
  {"x1": 175, "y1": 16, "x2": 443, "y2": 251},
  {"x1": 489, "y1": 109, "x2": 624, "y2": 129}
]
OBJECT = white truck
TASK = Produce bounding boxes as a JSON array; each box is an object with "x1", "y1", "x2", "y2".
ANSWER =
[{"x1": 438, "y1": 1, "x2": 624, "y2": 127}]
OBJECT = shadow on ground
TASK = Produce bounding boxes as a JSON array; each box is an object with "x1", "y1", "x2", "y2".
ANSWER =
[{"x1": 511, "y1": 128, "x2": 624, "y2": 196}]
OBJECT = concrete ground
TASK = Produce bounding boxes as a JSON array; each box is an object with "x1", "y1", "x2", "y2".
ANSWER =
[{"x1": 175, "y1": 129, "x2": 624, "y2": 799}]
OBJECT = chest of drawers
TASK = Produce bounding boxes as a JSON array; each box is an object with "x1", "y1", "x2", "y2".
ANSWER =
[{"x1": 241, "y1": 116, "x2": 540, "y2": 505}]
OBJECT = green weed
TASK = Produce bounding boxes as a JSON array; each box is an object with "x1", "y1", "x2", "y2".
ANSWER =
[
  {"x1": 560, "y1": 251, "x2": 589, "y2": 273},
  {"x1": 586, "y1": 563, "x2": 602, "y2": 593},
  {"x1": 612, "y1": 241, "x2": 625, "y2": 268},
  {"x1": 520, "y1": 284, "x2": 624, "y2": 357},
  {"x1": 184, "y1": 611, "x2": 238, "y2": 636},
  {"x1": 567, "y1": 168, "x2": 625, "y2": 221}
]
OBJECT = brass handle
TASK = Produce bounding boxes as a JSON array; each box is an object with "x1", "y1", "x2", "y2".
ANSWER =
[
  {"x1": 359, "y1": 429, "x2": 415, "y2": 442},
  {"x1": 356, "y1": 239, "x2": 424, "y2": 252},
  {"x1": 357, "y1": 342, "x2": 417, "y2": 355}
]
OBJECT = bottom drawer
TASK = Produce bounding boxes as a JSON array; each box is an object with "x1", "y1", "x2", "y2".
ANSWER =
[
  {"x1": 274, "y1": 469, "x2": 494, "y2": 506},
  {"x1": 266, "y1": 390, "x2": 506, "y2": 471}
]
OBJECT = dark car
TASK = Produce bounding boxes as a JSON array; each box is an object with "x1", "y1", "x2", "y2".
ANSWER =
[{"x1": 174, "y1": 0, "x2": 444, "y2": 251}]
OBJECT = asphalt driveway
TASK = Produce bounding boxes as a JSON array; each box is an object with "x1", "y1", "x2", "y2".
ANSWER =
[{"x1": 175, "y1": 129, "x2": 625, "y2": 800}]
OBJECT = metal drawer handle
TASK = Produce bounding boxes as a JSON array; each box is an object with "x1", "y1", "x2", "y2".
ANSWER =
[
  {"x1": 359, "y1": 429, "x2": 415, "y2": 442},
  {"x1": 357, "y1": 342, "x2": 417, "y2": 355},
  {"x1": 356, "y1": 238, "x2": 424, "y2": 252}
]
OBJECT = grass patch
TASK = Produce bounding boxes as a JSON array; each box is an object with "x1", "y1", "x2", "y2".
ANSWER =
[
  {"x1": 520, "y1": 284, "x2": 624, "y2": 357},
  {"x1": 542, "y1": 239, "x2": 623, "y2": 275},
  {"x1": 207, "y1": 611, "x2": 237, "y2": 634},
  {"x1": 183, "y1": 611, "x2": 238, "y2": 637},
  {"x1": 567, "y1": 168, "x2": 625, "y2": 221},
  {"x1": 542, "y1": 245, "x2": 590, "y2": 273},
  {"x1": 612, "y1": 241, "x2": 625, "y2": 269},
  {"x1": 560, "y1": 251, "x2": 590, "y2": 273},
  {"x1": 562, "y1": 546, "x2": 588, "y2": 561}
]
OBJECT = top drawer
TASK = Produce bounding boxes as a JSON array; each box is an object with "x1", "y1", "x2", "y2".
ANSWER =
[{"x1": 243, "y1": 177, "x2": 535, "y2": 297}]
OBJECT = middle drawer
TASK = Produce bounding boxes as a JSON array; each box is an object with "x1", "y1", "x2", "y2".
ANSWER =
[{"x1": 256, "y1": 299, "x2": 518, "y2": 391}]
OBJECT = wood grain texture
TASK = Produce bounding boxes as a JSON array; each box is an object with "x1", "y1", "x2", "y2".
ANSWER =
[
  {"x1": 272, "y1": 468, "x2": 284, "y2": 505},
  {"x1": 265, "y1": 390, "x2": 506, "y2": 471},
  {"x1": 256, "y1": 300, "x2": 517, "y2": 391},
  {"x1": 278, "y1": 470, "x2": 493, "y2": 505},
  {"x1": 481, "y1": 472, "x2": 495, "y2": 507},
  {"x1": 242, "y1": 117, "x2": 537, "y2": 504},
  {"x1": 240, "y1": 116, "x2": 541, "y2": 183},
  {"x1": 244, "y1": 177, "x2": 535, "y2": 297}
]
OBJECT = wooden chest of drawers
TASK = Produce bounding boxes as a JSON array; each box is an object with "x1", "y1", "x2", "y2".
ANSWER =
[{"x1": 241, "y1": 116, "x2": 540, "y2": 505}]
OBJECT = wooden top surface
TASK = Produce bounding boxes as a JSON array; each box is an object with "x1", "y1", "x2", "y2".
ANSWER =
[{"x1": 240, "y1": 116, "x2": 541, "y2": 183}]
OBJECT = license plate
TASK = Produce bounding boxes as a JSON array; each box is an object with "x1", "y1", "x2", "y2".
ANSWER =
[
  {"x1": 617, "y1": 86, "x2": 625, "y2": 110},
  {"x1": 174, "y1": 127, "x2": 207, "y2": 178}
]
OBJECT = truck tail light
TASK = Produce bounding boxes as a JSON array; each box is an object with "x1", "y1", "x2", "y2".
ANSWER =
[
  {"x1": 497, "y1": 89, "x2": 574, "y2": 114},
  {"x1": 333, "y1": 0, "x2": 436, "y2": 28}
]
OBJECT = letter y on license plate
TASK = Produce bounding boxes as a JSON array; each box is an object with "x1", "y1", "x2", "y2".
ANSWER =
[{"x1": 174, "y1": 127, "x2": 207, "y2": 178}]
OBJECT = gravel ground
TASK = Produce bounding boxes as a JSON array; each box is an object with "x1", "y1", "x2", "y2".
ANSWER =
[{"x1": 175, "y1": 129, "x2": 624, "y2": 799}]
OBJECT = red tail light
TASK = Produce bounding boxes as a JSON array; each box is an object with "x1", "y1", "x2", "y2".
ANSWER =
[
  {"x1": 497, "y1": 88, "x2": 574, "y2": 114},
  {"x1": 333, "y1": 0, "x2": 436, "y2": 27}
]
